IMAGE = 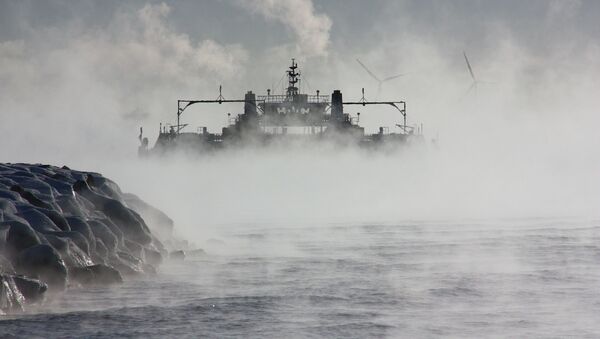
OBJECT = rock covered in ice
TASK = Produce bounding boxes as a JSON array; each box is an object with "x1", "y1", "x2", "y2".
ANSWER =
[
  {"x1": 0, "y1": 163, "x2": 177, "y2": 314},
  {"x1": 123, "y1": 192, "x2": 174, "y2": 242},
  {"x1": 0, "y1": 274, "x2": 26, "y2": 314},
  {"x1": 15, "y1": 244, "x2": 67, "y2": 290},
  {"x1": 70, "y1": 264, "x2": 123, "y2": 286}
]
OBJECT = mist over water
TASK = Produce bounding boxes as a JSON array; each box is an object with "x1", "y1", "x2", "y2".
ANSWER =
[
  {"x1": 1, "y1": 0, "x2": 600, "y2": 337},
  {"x1": 4, "y1": 219, "x2": 600, "y2": 338},
  {"x1": 99, "y1": 138, "x2": 598, "y2": 242}
]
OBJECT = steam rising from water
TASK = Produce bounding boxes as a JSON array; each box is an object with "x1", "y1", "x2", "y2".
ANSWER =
[
  {"x1": 0, "y1": 1, "x2": 599, "y2": 241},
  {"x1": 5, "y1": 219, "x2": 600, "y2": 337},
  {"x1": 1, "y1": 4, "x2": 600, "y2": 335},
  {"x1": 89, "y1": 140, "x2": 597, "y2": 246}
]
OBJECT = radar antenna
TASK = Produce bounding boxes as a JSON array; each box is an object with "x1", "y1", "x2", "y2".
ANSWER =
[{"x1": 286, "y1": 58, "x2": 300, "y2": 99}]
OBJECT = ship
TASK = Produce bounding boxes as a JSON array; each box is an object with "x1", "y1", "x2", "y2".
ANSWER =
[{"x1": 138, "y1": 59, "x2": 424, "y2": 155}]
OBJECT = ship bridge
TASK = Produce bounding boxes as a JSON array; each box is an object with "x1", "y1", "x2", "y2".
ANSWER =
[{"x1": 257, "y1": 59, "x2": 330, "y2": 129}]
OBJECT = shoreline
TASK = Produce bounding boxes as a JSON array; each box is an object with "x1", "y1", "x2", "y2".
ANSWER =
[{"x1": 0, "y1": 163, "x2": 187, "y2": 314}]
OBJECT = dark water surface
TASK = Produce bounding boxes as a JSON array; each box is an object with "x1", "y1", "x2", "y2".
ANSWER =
[{"x1": 2, "y1": 218, "x2": 600, "y2": 338}]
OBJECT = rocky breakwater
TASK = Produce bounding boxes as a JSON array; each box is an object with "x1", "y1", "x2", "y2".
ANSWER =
[{"x1": 0, "y1": 163, "x2": 176, "y2": 314}]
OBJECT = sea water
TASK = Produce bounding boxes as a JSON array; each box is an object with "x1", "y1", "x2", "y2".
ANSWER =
[{"x1": 2, "y1": 218, "x2": 600, "y2": 338}]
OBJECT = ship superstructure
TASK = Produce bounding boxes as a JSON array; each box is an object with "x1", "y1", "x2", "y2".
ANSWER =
[{"x1": 139, "y1": 59, "x2": 423, "y2": 155}]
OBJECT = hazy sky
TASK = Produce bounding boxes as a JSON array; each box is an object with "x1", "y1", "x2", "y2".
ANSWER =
[
  {"x1": 2, "y1": 1, "x2": 598, "y2": 52},
  {"x1": 0, "y1": 0, "x2": 598, "y2": 161},
  {"x1": 1, "y1": 0, "x2": 599, "y2": 222}
]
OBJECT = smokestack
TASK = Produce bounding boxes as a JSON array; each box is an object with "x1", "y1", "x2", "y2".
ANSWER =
[
  {"x1": 331, "y1": 90, "x2": 343, "y2": 121},
  {"x1": 244, "y1": 91, "x2": 257, "y2": 116}
]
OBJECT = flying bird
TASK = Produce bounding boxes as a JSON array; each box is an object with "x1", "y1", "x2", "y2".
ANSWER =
[{"x1": 356, "y1": 59, "x2": 405, "y2": 98}]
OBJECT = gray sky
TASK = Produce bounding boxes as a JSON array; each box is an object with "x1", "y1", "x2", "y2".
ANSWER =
[
  {"x1": 2, "y1": 1, "x2": 598, "y2": 52},
  {"x1": 1, "y1": 0, "x2": 599, "y2": 220},
  {"x1": 0, "y1": 0, "x2": 599, "y2": 161}
]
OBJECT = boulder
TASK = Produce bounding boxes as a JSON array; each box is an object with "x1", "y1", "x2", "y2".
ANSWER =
[
  {"x1": 15, "y1": 244, "x2": 67, "y2": 290},
  {"x1": 88, "y1": 175, "x2": 124, "y2": 202},
  {"x1": 0, "y1": 163, "x2": 180, "y2": 312},
  {"x1": 11, "y1": 177, "x2": 56, "y2": 198},
  {"x1": 10, "y1": 185, "x2": 54, "y2": 210},
  {"x1": 123, "y1": 193, "x2": 174, "y2": 241},
  {"x1": 0, "y1": 274, "x2": 25, "y2": 313},
  {"x1": 117, "y1": 251, "x2": 144, "y2": 270},
  {"x1": 101, "y1": 200, "x2": 152, "y2": 245},
  {"x1": 66, "y1": 216, "x2": 96, "y2": 250},
  {"x1": 98, "y1": 217, "x2": 125, "y2": 246},
  {"x1": 0, "y1": 198, "x2": 17, "y2": 215},
  {"x1": 12, "y1": 275, "x2": 47, "y2": 303},
  {"x1": 45, "y1": 231, "x2": 90, "y2": 255},
  {"x1": 0, "y1": 189, "x2": 22, "y2": 202},
  {"x1": 70, "y1": 264, "x2": 123, "y2": 286},
  {"x1": 108, "y1": 255, "x2": 144, "y2": 276},
  {"x1": 1, "y1": 212, "x2": 30, "y2": 229},
  {"x1": 4, "y1": 220, "x2": 41, "y2": 257},
  {"x1": 124, "y1": 239, "x2": 144, "y2": 259},
  {"x1": 0, "y1": 255, "x2": 15, "y2": 274},
  {"x1": 42, "y1": 234, "x2": 93, "y2": 269},
  {"x1": 151, "y1": 235, "x2": 168, "y2": 258},
  {"x1": 92, "y1": 239, "x2": 108, "y2": 263},
  {"x1": 44, "y1": 177, "x2": 75, "y2": 196},
  {"x1": 16, "y1": 208, "x2": 61, "y2": 233},
  {"x1": 87, "y1": 219, "x2": 118, "y2": 253},
  {"x1": 74, "y1": 180, "x2": 152, "y2": 245},
  {"x1": 39, "y1": 208, "x2": 71, "y2": 232},
  {"x1": 143, "y1": 247, "x2": 163, "y2": 266}
]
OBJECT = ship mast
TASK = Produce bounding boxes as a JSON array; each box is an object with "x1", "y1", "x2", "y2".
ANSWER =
[{"x1": 286, "y1": 58, "x2": 300, "y2": 100}]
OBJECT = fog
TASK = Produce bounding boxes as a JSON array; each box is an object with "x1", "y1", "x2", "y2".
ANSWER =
[{"x1": 1, "y1": 0, "x2": 599, "y2": 242}]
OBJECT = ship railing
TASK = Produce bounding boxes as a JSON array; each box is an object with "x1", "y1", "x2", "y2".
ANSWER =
[
  {"x1": 257, "y1": 95, "x2": 330, "y2": 104},
  {"x1": 306, "y1": 95, "x2": 330, "y2": 103}
]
